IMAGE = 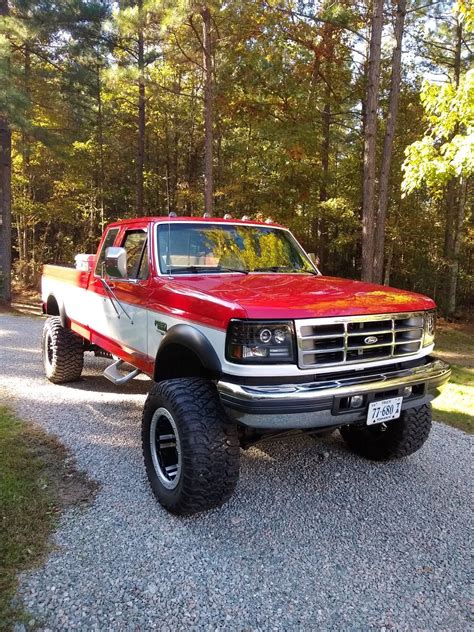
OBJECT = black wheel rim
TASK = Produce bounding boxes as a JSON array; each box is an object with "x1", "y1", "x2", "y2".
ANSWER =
[
  {"x1": 149, "y1": 407, "x2": 182, "y2": 490},
  {"x1": 45, "y1": 331, "x2": 54, "y2": 366}
]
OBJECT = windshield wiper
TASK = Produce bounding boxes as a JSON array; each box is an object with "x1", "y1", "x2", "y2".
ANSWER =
[
  {"x1": 167, "y1": 265, "x2": 249, "y2": 275},
  {"x1": 252, "y1": 266, "x2": 318, "y2": 275},
  {"x1": 253, "y1": 266, "x2": 287, "y2": 272},
  {"x1": 167, "y1": 266, "x2": 203, "y2": 274},
  {"x1": 217, "y1": 266, "x2": 249, "y2": 274}
]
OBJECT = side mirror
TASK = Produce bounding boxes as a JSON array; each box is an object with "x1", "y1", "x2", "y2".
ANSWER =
[{"x1": 105, "y1": 247, "x2": 127, "y2": 278}]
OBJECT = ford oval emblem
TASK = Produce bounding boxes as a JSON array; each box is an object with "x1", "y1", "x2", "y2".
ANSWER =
[{"x1": 364, "y1": 335, "x2": 378, "y2": 345}]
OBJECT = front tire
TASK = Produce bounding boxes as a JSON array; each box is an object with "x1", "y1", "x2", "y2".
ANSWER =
[
  {"x1": 340, "y1": 403, "x2": 432, "y2": 461},
  {"x1": 42, "y1": 316, "x2": 84, "y2": 383},
  {"x1": 142, "y1": 377, "x2": 240, "y2": 515}
]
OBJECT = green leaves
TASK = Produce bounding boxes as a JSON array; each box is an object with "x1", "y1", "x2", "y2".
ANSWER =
[{"x1": 402, "y1": 70, "x2": 474, "y2": 195}]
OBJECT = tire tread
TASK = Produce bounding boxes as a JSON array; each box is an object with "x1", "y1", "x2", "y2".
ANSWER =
[
  {"x1": 340, "y1": 403, "x2": 432, "y2": 461},
  {"x1": 142, "y1": 377, "x2": 240, "y2": 515},
  {"x1": 42, "y1": 316, "x2": 84, "y2": 383}
]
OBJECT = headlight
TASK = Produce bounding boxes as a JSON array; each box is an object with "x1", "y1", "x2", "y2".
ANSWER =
[
  {"x1": 226, "y1": 320, "x2": 295, "y2": 363},
  {"x1": 423, "y1": 311, "x2": 436, "y2": 347}
]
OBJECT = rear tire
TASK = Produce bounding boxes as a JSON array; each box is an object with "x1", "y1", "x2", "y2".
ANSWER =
[
  {"x1": 340, "y1": 403, "x2": 432, "y2": 461},
  {"x1": 142, "y1": 377, "x2": 240, "y2": 515},
  {"x1": 42, "y1": 316, "x2": 84, "y2": 383}
]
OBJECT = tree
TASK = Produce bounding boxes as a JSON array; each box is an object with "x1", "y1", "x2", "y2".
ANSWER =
[
  {"x1": 0, "y1": 0, "x2": 471, "y2": 315},
  {"x1": 0, "y1": 0, "x2": 11, "y2": 302},
  {"x1": 201, "y1": 3, "x2": 213, "y2": 215},
  {"x1": 373, "y1": 0, "x2": 407, "y2": 283},
  {"x1": 361, "y1": 0, "x2": 383, "y2": 282},
  {"x1": 402, "y1": 68, "x2": 473, "y2": 315},
  {"x1": 402, "y1": 4, "x2": 473, "y2": 316}
]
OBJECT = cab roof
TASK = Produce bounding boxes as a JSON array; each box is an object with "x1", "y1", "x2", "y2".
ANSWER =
[{"x1": 105, "y1": 216, "x2": 285, "y2": 230}]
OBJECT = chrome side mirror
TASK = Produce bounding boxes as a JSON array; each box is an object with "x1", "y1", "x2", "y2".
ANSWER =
[{"x1": 105, "y1": 247, "x2": 127, "y2": 278}]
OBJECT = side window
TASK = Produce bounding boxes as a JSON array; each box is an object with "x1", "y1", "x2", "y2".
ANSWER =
[
  {"x1": 95, "y1": 228, "x2": 119, "y2": 276},
  {"x1": 138, "y1": 244, "x2": 149, "y2": 280},
  {"x1": 121, "y1": 230, "x2": 148, "y2": 279}
]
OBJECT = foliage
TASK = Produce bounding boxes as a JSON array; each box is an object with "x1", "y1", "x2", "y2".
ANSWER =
[
  {"x1": 402, "y1": 70, "x2": 474, "y2": 194},
  {"x1": 0, "y1": 0, "x2": 472, "y2": 311}
]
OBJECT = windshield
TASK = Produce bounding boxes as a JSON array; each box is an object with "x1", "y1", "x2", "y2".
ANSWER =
[{"x1": 156, "y1": 222, "x2": 317, "y2": 275}]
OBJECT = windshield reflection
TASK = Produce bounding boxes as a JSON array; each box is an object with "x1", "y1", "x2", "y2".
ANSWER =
[{"x1": 156, "y1": 223, "x2": 317, "y2": 275}]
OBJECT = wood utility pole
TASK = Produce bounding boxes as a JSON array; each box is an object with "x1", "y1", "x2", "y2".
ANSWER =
[
  {"x1": 0, "y1": 0, "x2": 11, "y2": 303},
  {"x1": 361, "y1": 0, "x2": 383, "y2": 282},
  {"x1": 373, "y1": 0, "x2": 407, "y2": 284},
  {"x1": 136, "y1": 0, "x2": 145, "y2": 215},
  {"x1": 201, "y1": 4, "x2": 214, "y2": 216}
]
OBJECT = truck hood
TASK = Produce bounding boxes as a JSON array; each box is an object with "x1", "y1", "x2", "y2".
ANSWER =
[{"x1": 169, "y1": 273, "x2": 435, "y2": 320}]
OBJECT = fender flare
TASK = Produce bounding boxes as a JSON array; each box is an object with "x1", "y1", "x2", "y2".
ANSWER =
[
  {"x1": 154, "y1": 324, "x2": 222, "y2": 381},
  {"x1": 45, "y1": 294, "x2": 68, "y2": 328}
]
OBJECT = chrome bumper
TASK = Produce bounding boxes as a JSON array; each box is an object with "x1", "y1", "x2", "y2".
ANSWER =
[{"x1": 217, "y1": 358, "x2": 451, "y2": 429}]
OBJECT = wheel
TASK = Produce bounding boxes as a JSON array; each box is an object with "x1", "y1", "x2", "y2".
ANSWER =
[
  {"x1": 142, "y1": 377, "x2": 240, "y2": 515},
  {"x1": 339, "y1": 403, "x2": 432, "y2": 461},
  {"x1": 41, "y1": 316, "x2": 84, "y2": 383}
]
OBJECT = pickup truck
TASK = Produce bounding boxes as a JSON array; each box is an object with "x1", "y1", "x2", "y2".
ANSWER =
[{"x1": 41, "y1": 216, "x2": 451, "y2": 514}]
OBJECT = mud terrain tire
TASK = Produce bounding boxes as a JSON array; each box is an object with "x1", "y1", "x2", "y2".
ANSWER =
[
  {"x1": 142, "y1": 377, "x2": 240, "y2": 515},
  {"x1": 340, "y1": 403, "x2": 432, "y2": 460},
  {"x1": 42, "y1": 316, "x2": 84, "y2": 383}
]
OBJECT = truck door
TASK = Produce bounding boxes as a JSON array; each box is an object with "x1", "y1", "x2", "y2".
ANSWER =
[
  {"x1": 87, "y1": 226, "x2": 122, "y2": 340},
  {"x1": 87, "y1": 227, "x2": 149, "y2": 366},
  {"x1": 105, "y1": 228, "x2": 149, "y2": 359}
]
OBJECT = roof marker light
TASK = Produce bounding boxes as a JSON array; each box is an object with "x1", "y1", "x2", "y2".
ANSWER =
[
  {"x1": 168, "y1": 212, "x2": 177, "y2": 217},
  {"x1": 224, "y1": 213, "x2": 232, "y2": 219}
]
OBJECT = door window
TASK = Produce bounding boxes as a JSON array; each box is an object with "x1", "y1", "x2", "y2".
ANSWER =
[
  {"x1": 121, "y1": 230, "x2": 148, "y2": 280},
  {"x1": 95, "y1": 227, "x2": 120, "y2": 276}
]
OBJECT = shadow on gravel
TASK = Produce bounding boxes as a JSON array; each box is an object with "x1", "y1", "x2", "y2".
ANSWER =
[{"x1": 65, "y1": 375, "x2": 151, "y2": 396}]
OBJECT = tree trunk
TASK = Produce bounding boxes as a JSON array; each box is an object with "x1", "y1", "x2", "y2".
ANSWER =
[
  {"x1": 136, "y1": 0, "x2": 145, "y2": 215},
  {"x1": 361, "y1": 0, "x2": 383, "y2": 281},
  {"x1": 0, "y1": 0, "x2": 11, "y2": 303},
  {"x1": 444, "y1": 20, "x2": 463, "y2": 316},
  {"x1": 97, "y1": 62, "x2": 105, "y2": 233},
  {"x1": 318, "y1": 81, "x2": 331, "y2": 268},
  {"x1": 201, "y1": 5, "x2": 214, "y2": 216},
  {"x1": 373, "y1": 0, "x2": 406, "y2": 284},
  {"x1": 446, "y1": 178, "x2": 467, "y2": 316},
  {"x1": 383, "y1": 240, "x2": 394, "y2": 286}
]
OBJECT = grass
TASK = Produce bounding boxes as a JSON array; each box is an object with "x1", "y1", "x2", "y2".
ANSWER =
[
  {"x1": 0, "y1": 405, "x2": 96, "y2": 629},
  {"x1": 432, "y1": 321, "x2": 474, "y2": 434}
]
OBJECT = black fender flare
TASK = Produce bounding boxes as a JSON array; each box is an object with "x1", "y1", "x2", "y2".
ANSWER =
[
  {"x1": 154, "y1": 324, "x2": 222, "y2": 381},
  {"x1": 44, "y1": 294, "x2": 68, "y2": 328}
]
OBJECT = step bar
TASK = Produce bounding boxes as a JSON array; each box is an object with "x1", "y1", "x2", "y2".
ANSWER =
[{"x1": 104, "y1": 359, "x2": 141, "y2": 385}]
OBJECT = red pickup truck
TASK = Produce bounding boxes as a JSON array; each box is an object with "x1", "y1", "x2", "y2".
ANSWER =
[{"x1": 41, "y1": 216, "x2": 451, "y2": 514}]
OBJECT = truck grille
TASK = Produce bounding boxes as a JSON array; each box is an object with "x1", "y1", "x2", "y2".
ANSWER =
[{"x1": 296, "y1": 313, "x2": 425, "y2": 369}]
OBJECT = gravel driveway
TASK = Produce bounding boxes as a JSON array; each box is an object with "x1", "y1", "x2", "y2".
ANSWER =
[{"x1": 0, "y1": 313, "x2": 472, "y2": 631}]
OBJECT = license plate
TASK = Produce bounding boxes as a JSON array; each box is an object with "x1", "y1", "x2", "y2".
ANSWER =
[{"x1": 367, "y1": 397, "x2": 403, "y2": 425}]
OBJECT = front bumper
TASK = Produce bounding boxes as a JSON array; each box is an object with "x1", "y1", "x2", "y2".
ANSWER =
[{"x1": 217, "y1": 357, "x2": 451, "y2": 429}]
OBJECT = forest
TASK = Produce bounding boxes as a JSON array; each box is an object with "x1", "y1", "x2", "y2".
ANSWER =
[{"x1": 0, "y1": 0, "x2": 472, "y2": 315}]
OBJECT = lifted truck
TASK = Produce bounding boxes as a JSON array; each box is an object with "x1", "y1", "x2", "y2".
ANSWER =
[{"x1": 41, "y1": 216, "x2": 451, "y2": 514}]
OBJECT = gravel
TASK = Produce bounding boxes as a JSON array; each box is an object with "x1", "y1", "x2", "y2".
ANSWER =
[{"x1": 1, "y1": 313, "x2": 472, "y2": 631}]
